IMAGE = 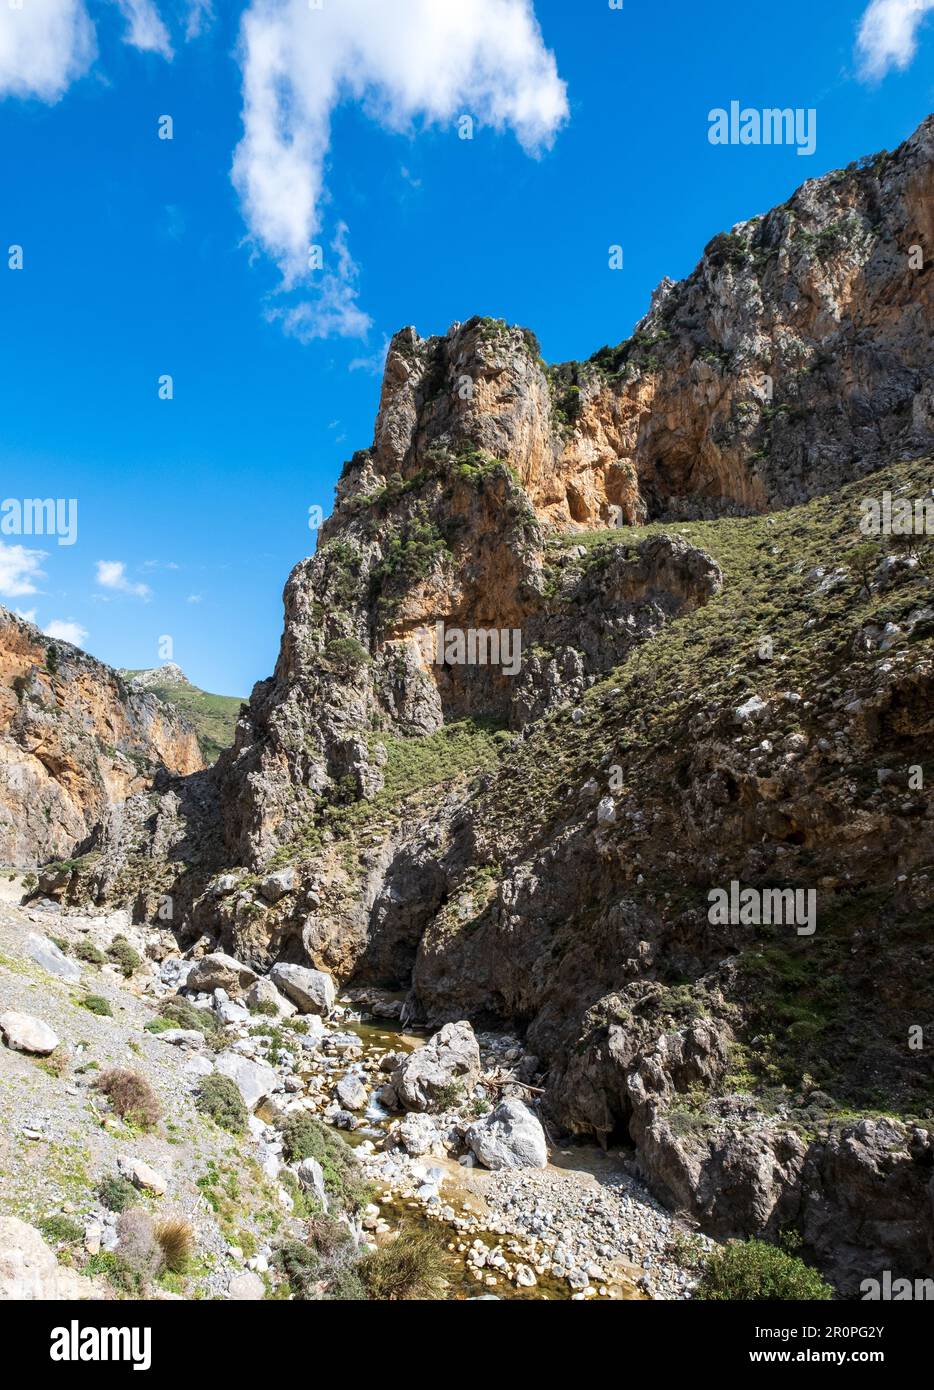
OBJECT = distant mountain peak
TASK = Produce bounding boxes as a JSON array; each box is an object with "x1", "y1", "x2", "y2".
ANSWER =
[{"x1": 124, "y1": 662, "x2": 191, "y2": 689}]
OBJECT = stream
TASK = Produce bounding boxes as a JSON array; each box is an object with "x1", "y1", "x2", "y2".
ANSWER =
[{"x1": 295, "y1": 1002, "x2": 701, "y2": 1301}]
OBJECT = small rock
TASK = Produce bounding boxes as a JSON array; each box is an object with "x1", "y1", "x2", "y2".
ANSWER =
[
  {"x1": 116, "y1": 1155, "x2": 167, "y2": 1195},
  {"x1": 227, "y1": 1272, "x2": 265, "y2": 1301}
]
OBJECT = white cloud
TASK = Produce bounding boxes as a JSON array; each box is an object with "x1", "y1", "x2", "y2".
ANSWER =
[
  {"x1": 15, "y1": 607, "x2": 37, "y2": 624},
  {"x1": 857, "y1": 0, "x2": 934, "y2": 78},
  {"x1": 96, "y1": 560, "x2": 151, "y2": 599},
  {"x1": 44, "y1": 618, "x2": 88, "y2": 646},
  {"x1": 185, "y1": 0, "x2": 214, "y2": 41},
  {"x1": 266, "y1": 222, "x2": 373, "y2": 342},
  {"x1": 0, "y1": 0, "x2": 96, "y2": 102},
  {"x1": 0, "y1": 543, "x2": 46, "y2": 597},
  {"x1": 349, "y1": 335, "x2": 391, "y2": 377},
  {"x1": 232, "y1": 0, "x2": 568, "y2": 329},
  {"x1": 113, "y1": 0, "x2": 173, "y2": 58},
  {"x1": 186, "y1": 592, "x2": 203, "y2": 603}
]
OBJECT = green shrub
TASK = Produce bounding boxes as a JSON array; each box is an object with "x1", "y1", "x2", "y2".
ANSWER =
[
  {"x1": 358, "y1": 1223, "x2": 448, "y2": 1301},
  {"x1": 324, "y1": 637, "x2": 372, "y2": 673},
  {"x1": 274, "y1": 1226, "x2": 364, "y2": 1301},
  {"x1": 144, "y1": 1017, "x2": 174, "y2": 1034},
  {"x1": 248, "y1": 999, "x2": 280, "y2": 1017},
  {"x1": 39, "y1": 1214, "x2": 84, "y2": 1245},
  {"x1": 98, "y1": 1173, "x2": 139, "y2": 1213},
  {"x1": 274, "y1": 1239, "x2": 321, "y2": 1298},
  {"x1": 279, "y1": 1114, "x2": 369, "y2": 1211},
  {"x1": 695, "y1": 1239, "x2": 834, "y2": 1300},
  {"x1": 156, "y1": 996, "x2": 218, "y2": 1035},
  {"x1": 196, "y1": 1073, "x2": 248, "y2": 1135},
  {"x1": 79, "y1": 995, "x2": 113, "y2": 1017},
  {"x1": 108, "y1": 937, "x2": 142, "y2": 977},
  {"x1": 75, "y1": 941, "x2": 107, "y2": 965}
]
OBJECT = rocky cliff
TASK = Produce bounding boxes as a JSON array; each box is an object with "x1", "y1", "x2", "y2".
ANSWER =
[
  {"x1": 0, "y1": 608, "x2": 204, "y2": 869},
  {"x1": 71, "y1": 114, "x2": 934, "y2": 1293}
]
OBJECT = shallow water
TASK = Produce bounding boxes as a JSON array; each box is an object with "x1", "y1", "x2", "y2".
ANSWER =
[{"x1": 338, "y1": 1003, "x2": 650, "y2": 1300}]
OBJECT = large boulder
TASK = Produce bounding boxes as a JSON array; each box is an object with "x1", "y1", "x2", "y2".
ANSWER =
[
  {"x1": 0, "y1": 1216, "x2": 107, "y2": 1299},
  {"x1": 269, "y1": 963, "x2": 335, "y2": 1016},
  {"x1": 391, "y1": 1021, "x2": 481, "y2": 1113},
  {"x1": 259, "y1": 868, "x2": 296, "y2": 903},
  {"x1": 214, "y1": 1051, "x2": 280, "y2": 1110},
  {"x1": 393, "y1": 1112, "x2": 443, "y2": 1158},
  {"x1": 336, "y1": 1073, "x2": 368, "y2": 1113},
  {"x1": 23, "y1": 933, "x2": 81, "y2": 984},
  {"x1": 467, "y1": 1098, "x2": 548, "y2": 1171},
  {"x1": 244, "y1": 977, "x2": 296, "y2": 1018},
  {"x1": 185, "y1": 953, "x2": 258, "y2": 997},
  {"x1": 0, "y1": 1010, "x2": 60, "y2": 1056}
]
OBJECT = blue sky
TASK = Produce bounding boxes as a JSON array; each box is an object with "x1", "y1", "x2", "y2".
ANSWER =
[{"x1": 1, "y1": 0, "x2": 932, "y2": 696}]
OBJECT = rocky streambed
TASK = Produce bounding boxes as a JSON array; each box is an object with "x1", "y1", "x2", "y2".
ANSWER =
[
  {"x1": 0, "y1": 897, "x2": 711, "y2": 1301},
  {"x1": 232, "y1": 984, "x2": 710, "y2": 1300}
]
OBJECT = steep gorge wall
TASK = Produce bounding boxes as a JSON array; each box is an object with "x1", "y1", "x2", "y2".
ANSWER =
[{"x1": 0, "y1": 608, "x2": 204, "y2": 868}]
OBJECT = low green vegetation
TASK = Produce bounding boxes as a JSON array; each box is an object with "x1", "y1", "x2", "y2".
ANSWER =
[
  {"x1": 196, "y1": 1073, "x2": 248, "y2": 1136},
  {"x1": 694, "y1": 1239, "x2": 834, "y2": 1301},
  {"x1": 97, "y1": 1172, "x2": 140, "y2": 1213},
  {"x1": 152, "y1": 996, "x2": 218, "y2": 1037},
  {"x1": 278, "y1": 1114, "x2": 370, "y2": 1211},
  {"x1": 39, "y1": 1214, "x2": 84, "y2": 1245},
  {"x1": 358, "y1": 1223, "x2": 448, "y2": 1301},
  {"x1": 75, "y1": 941, "x2": 107, "y2": 966},
  {"x1": 108, "y1": 936, "x2": 142, "y2": 977},
  {"x1": 123, "y1": 672, "x2": 243, "y2": 764},
  {"x1": 79, "y1": 994, "x2": 113, "y2": 1017}
]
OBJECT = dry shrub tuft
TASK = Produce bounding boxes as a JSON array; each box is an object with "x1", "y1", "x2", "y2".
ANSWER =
[{"x1": 95, "y1": 1068, "x2": 162, "y2": 1129}]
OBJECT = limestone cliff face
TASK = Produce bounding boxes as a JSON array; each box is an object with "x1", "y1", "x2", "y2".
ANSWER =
[
  {"x1": 0, "y1": 608, "x2": 204, "y2": 868},
  {"x1": 218, "y1": 115, "x2": 933, "y2": 871}
]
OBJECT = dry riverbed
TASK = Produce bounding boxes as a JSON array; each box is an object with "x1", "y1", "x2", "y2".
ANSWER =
[{"x1": 0, "y1": 890, "x2": 710, "y2": 1300}]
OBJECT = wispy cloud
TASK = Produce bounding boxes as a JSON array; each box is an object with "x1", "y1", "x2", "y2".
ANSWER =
[
  {"x1": 349, "y1": 335, "x2": 391, "y2": 377},
  {"x1": 857, "y1": 0, "x2": 934, "y2": 78},
  {"x1": 113, "y1": 0, "x2": 173, "y2": 58},
  {"x1": 186, "y1": 593, "x2": 203, "y2": 604},
  {"x1": 15, "y1": 607, "x2": 37, "y2": 624},
  {"x1": 266, "y1": 222, "x2": 372, "y2": 343},
  {"x1": 96, "y1": 560, "x2": 151, "y2": 599},
  {"x1": 44, "y1": 618, "x2": 88, "y2": 646},
  {"x1": 232, "y1": 0, "x2": 568, "y2": 335},
  {"x1": 185, "y1": 0, "x2": 215, "y2": 41},
  {"x1": 0, "y1": 543, "x2": 46, "y2": 597}
]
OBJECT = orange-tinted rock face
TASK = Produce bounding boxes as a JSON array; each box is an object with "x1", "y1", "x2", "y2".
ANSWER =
[
  {"x1": 0, "y1": 608, "x2": 203, "y2": 867},
  {"x1": 355, "y1": 117, "x2": 933, "y2": 533},
  {"x1": 212, "y1": 116, "x2": 934, "y2": 870}
]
